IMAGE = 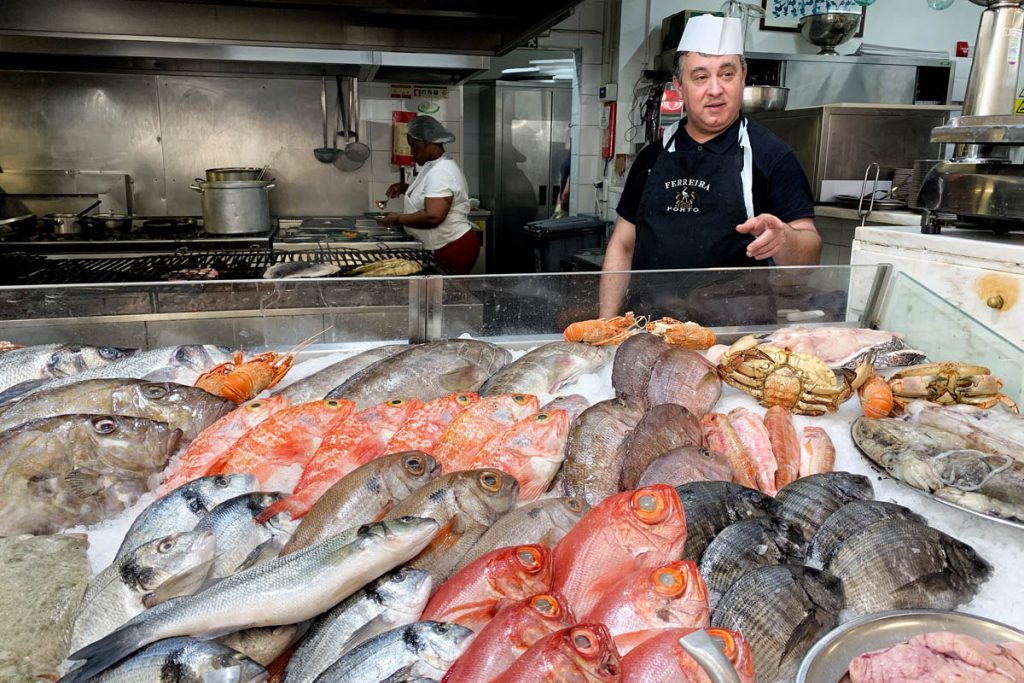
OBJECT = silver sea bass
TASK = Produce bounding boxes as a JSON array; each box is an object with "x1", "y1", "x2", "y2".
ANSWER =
[
  {"x1": 65, "y1": 517, "x2": 440, "y2": 682},
  {"x1": 72, "y1": 637, "x2": 268, "y2": 683},
  {"x1": 0, "y1": 343, "x2": 136, "y2": 399},
  {"x1": 193, "y1": 491, "x2": 299, "y2": 580}
]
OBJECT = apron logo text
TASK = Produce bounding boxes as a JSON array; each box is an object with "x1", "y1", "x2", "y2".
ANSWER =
[{"x1": 665, "y1": 178, "x2": 709, "y2": 213}]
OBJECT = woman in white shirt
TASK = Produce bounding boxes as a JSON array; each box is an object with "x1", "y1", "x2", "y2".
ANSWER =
[{"x1": 377, "y1": 115, "x2": 479, "y2": 275}]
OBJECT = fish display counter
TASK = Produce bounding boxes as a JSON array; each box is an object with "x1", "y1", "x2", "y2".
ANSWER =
[{"x1": 0, "y1": 264, "x2": 1021, "y2": 682}]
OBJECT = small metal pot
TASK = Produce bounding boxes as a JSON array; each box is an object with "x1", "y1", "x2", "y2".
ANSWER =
[
  {"x1": 190, "y1": 179, "x2": 276, "y2": 235},
  {"x1": 47, "y1": 213, "x2": 85, "y2": 235},
  {"x1": 85, "y1": 213, "x2": 134, "y2": 234},
  {"x1": 205, "y1": 167, "x2": 265, "y2": 182}
]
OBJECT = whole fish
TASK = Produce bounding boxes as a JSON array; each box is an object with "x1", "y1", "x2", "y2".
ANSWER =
[
  {"x1": 454, "y1": 497, "x2": 588, "y2": 573},
  {"x1": 468, "y1": 408, "x2": 571, "y2": 502},
  {"x1": 0, "y1": 414, "x2": 182, "y2": 536},
  {"x1": 71, "y1": 531, "x2": 216, "y2": 653},
  {"x1": 160, "y1": 395, "x2": 292, "y2": 493},
  {"x1": 263, "y1": 261, "x2": 339, "y2": 279},
  {"x1": 0, "y1": 534, "x2": 90, "y2": 682},
  {"x1": 726, "y1": 407, "x2": 777, "y2": 496},
  {"x1": 562, "y1": 397, "x2": 645, "y2": 506},
  {"x1": 211, "y1": 398, "x2": 356, "y2": 488},
  {"x1": 581, "y1": 560, "x2": 711, "y2": 655},
  {"x1": 479, "y1": 342, "x2": 612, "y2": 396},
  {"x1": 385, "y1": 469, "x2": 520, "y2": 585},
  {"x1": 619, "y1": 627, "x2": 756, "y2": 683},
  {"x1": 218, "y1": 624, "x2": 303, "y2": 667},
  {"x1": 326, "y1": 339, "x2": 512, "y2": 410},
  {"x1": 194, "y1": 492, "x2": 299, "y2": 580},
  {"x1": 799, "y1": 426, "x2": 836, "y2": 478},
  {"x1": 701, "y1": 413, "x2": 758, "y2": 491},
  {"x1": 116, "y1": 473, "x2": 258, "y2": 560},
  {"x1": 674, "y1": 481, "x2": 780, "y2": 561},
  {"x1": 0, "y1": 343, "x2": 136, "y2": 399},
  {"x1": 386, "y1": 392, "x2": 480, "y2": 455},
  {"x1": 762, "y1": 326, "x2": 925, "y2": 369},
  {"x1": 421, "y1": 545, "x2": 553, "y2": 633},
  {"x1": 646, "y1": 348, "x2": 722, "y2": 418},
  {"x1": 267, "y1": 398, "x2": 422, "y2": 520},
  {"x1": 77, "y1": 637, "x2": 267, "y2": 683},
  {"x1": 282, "y1": 451, "x2": 440, "y2": 555},
  {"x1": 0, "y1": 378, "x2": 233, "y2": 441},
  {"x1": 552, "y1": 484, "x2": 688, "y2": 617},
  {"x1": 612, "y1": 332, "x2": 671, "y2": 406},
  {"x1": 276, "y1": 344, "x2": 411, "y2": 406},
  {"x1": 775, "y1": 471, "x2": 873, "y2": 541},
  {"x1": 619, "y1": 403, "x2": 703, "y2": 491},
  {"x1": 433, "y1": 393, "x2": 539, "y2": 473},
  {"x1": 65, "y1": 517, "x2": 439, "y2": 682},
  {"x1": 698, "y1": 517, "x2": 805, "y2": 603},
  {"x1": 763, "y1": 406, "x2": 800, "y2": 490},
  {"x1": 311, "y1": 621, "x2": 474, "y2": 683},
  {"x1": 286, "y1": 568, "x2": 433, "y2": 683},
  {"x1": 827, "y1": 518, "x2": 991, "y2": 614},
  {"x1": 807, "y1": 500, "x2": 926, "y2": 566},
  {"x1": 907, "y1": 400, "x2": 1024, "y2": 463},
  {"x1": 711, "y1": 564, "x2": 844, "y2": 682},
  {"x1": 637, "y1": 446, "x2": 733, "y2": 488},
  {"x1": 443, "y1": 592, "x2": 575, "y2": 683},
  {"x1": 540, "y1": 393, "x2": 590, "y2": 422},
  {"x1": 490, "y1": 623, "x2": 622, "y2": 683}
]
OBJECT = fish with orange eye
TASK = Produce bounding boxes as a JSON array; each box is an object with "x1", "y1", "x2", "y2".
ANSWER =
[
  {"x1": 443, "y1": 592, "x2": 576, "y2": 683},
  {"x1": 489, "y1": 623, "x2": 623, "y2": 683},
  {"x1": 386, "y1": 392, "x2": 480, "y2": 456},
  {"x1": 551, "y1": 485, "x2": 688, "y2": 618},
  {"x1": 433, "y1": 393, "x2": 539, "y2": 472},
  {"x1": 618, "y1": 627, "x2": 756, "y2": 683}
]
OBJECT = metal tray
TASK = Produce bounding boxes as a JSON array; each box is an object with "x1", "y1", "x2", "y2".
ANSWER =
[
  {"x1": 797, "y1": 609, "x2": 1024, "y2": 683},
  {"x1": 833, "y1": 194, "x2": 909, "y2": 211}
]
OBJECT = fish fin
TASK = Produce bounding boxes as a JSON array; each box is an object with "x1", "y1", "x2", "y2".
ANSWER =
[
  {"x1": 893, "y1": 571, "x2": 955, "y2": 597},
  {"x1": 438, "y1": 366, "x2": 482, "y2": 391},
  {"x1": 380, "y1": 665, "x2": 417, "y2": 683},
  {"x1": 141, "y1": 368, "x2": 180, "y2": 382},
  {"x1": 780, "y1": 608, "x2": 829, "y2": 667},
  {"x1": 0, "y1": 379, "x2": 49, "y2": 404},
  {"x1": 234, "y1": 537, "x2": 285, "y2": 573},
  {"x1": 336, "y1": 614, "x2": 394, "y2": 656},
  {"x1": 414, "y1": 516, "x2": 463, "y2": 559},
  {"x1": 65, "y1": 623, "x2": 149, "y2": 681},
  {"x1": 370, "y1": 500, "x2": 395, "y2": 523},
  {"x1": 198, "y1": 665, "x2": 256, "y2": 683},
  {"x1": 64, "y1": 470, "x2": 101, "y2": 500},
  {"x1": 143, "y1": 559, "x2": 214, "y2": 607}
]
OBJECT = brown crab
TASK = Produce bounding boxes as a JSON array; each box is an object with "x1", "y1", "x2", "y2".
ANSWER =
[
  {"x1": 718, "y1": 334, "x2": 871, "y2": 416},
  {"x1": 887, "y1": 361, "x2": 1019, "y2": 414}
]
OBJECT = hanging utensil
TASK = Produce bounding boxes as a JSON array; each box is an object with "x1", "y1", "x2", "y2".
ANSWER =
[
  {"x1": 314, "y1": 76, "x2": 340, "y2": 164},
  {"x1": 332, "y1": 76, "x2": 368, "y2": 172},
  {"x1": 343, "y1": 77, "x2": 371, "y2": 165},
  {"x1": 256, "y1": 147, "x2": 281, "y2": 182}
]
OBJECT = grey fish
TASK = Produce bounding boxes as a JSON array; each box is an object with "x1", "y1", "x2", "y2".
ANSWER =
[
  {"x1": 76, "y1": 637, "x2": 267, "y2": 683},
  {"x1": 454, "y1": 496, "x2": 589, "y2": 574},
  {"x1": 13, "y1": 345, "x2": 233, "y2": 398},
  {"x1": 286, "y1": 568, "x2": 433, "y2": 683},
  {"x1": 218, "y1": 624, "x2": 304, "y2": 667},
  {"x1": 637, "y1": 446, "x2": 733, "y2": 488},
  {"x1": 311, "y1": 621, "x2": 474, "y2": 683},
  {"x1": 0, "y1": 534, "x2": 89, "y2": 682},
  {"x1": 326, "y1": 340, "x2": 512, "y2": 410},
  {"x1": 807, "y1": 500, "x2": 926, "y2": 566},
  {"x1": 674, "y1": 481, "x2": 780, "y2": 561},
  {"x1": 699, "y1": 517, "x2": 805, "y2": 604},
  {"x1": 0, "y1": 343, "x2": 136, "y2": 399},
  {"x1": 479, "y1": 342, "x2": 612, "y2": 396},
  {"x1": 263, "y1": 261, "x2": 340, "y2": 279},
  {"x1": 276, "y1": 344, "x2": 411, "y2": 404},
  {"x1": 385, "y1": 469, "x2": 520, "y2": 586},
  {"x1": 711, "y1": 564, "x2": 844, "y2": 682},
  {"x1": 65, "y1": 517, "x2": 440, "y2": 682},
  {"x1": 541, "y1": 394, "x2": 591, "y2": 422},
  {"x1": 852, "y1": 417, "x2": 1024, "y2": 521},
  {"x1": 283, "y1": 451, "x2": 440, "y2": 555},
  {"x1": 774, "y1": 471, "x2": 874, "y2": 541},
  {"x1": 0, "y1": 414, "x2": 182, "y2": 536},
  {"x1": 562, "y1": 398, "x2": 645, "y2": 506},
  {"x1": 193, "y1": 492, "x2": 299, "y2": 580},
  {"x1": 619, "y1": 403, "x2": 703, "y2": 490},
  {"x1": 71, "y1": 531, "x2": 216, "y2": 653},
  {"x1": 116, "y1": 474, "x2": 258, "y2": 561},
  {"x1": 646, "y1": 348, "x2": 722, "y2": 418},
  {"x1": 612, "y1": 332, "x2": 671, "y2": 407},
  {"x1": 0, "y1": 378, "x2": 234, "y2": 441},
  {"x1": 826, "y1": 518, "x2": 991, "y2": 614}
]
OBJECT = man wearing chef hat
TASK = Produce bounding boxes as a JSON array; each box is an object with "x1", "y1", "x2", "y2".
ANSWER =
[{"x1": 600, "y1": 14, "x2": 820, "y2": 319}]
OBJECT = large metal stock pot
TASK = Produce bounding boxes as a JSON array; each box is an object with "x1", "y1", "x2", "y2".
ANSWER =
[{"x1": 190, "y1": 179, "x2": 275, "y2": 235}]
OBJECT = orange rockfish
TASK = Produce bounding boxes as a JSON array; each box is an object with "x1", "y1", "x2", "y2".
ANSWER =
[
  {"x1": 442, "y1": 592, "x2": 574, "y2": 683},
  {"x1": 160, "y1": 395, "x2": 291, "y2": 494},
  {"x1": 701, "y1": 413, "x2": 758, "y2": 490},
  {"x1": 385, "y1": 392, "x2": 479, "y2": 455},
  {"x1": 434, "y1": 394, "x2": 539, "y2": 472},
  {"x1": 468, "y1": 409, "x2": 570, "y2": 502},
  {"x1": 552, "y1": 485, "x2": 688, "y2": 617},
  {"x1": 210, "y1": 398, "x2": 355, "y2": 489},
  {"x1": 763, "y1": 406, "x2": 800, "y2": 491},
  {"x1": 619, "y1": 627, "x2": 755, "y2": 683},
  {"x1": 727, "y1": 407, "x2": 778, "y2": 496},
  {"x1": 420, "y1": 544, "x2": 552, "y2": 633},
  {"x1": 262, "y1": 398, "x2": 421, "y2": 520},
  {"x1": 581, "y1": 561, "x2": 710, "y2": 655},
  {"x1": 490, "y1": 623, "x2": 622, "y2": 683}
]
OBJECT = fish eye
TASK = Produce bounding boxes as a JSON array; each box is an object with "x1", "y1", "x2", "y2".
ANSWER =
[
  {"x1": 457, "y1": 394, "x2": 471, "y2": 403},
  {"x1": 91, "y1": 417, "x2": 118, "y2": 434},
  {"x1": 532, "y1": 595, "x2": 559, "y2": 615},
  {"x1": 479, "y1": 471, "x2": 501, "y2": 492},
  {"x1": 631, "y1": 489, "x2": 669, "y2": 524},
  {"x1": 513, "y1": 395, "x2": 528, "y2": 404},
  {"x1": 435, "y1": 622, "x2": 450, "y2": 634},
  {"x1": 388, "y1": 399, "x2": 405, "y2": 406},
  {"x1": 572, "y1": 630, "x2": 595, "y2": 652},
  {"x1": 157, "y1": 539, "x2": 175, "y2": 553},
  {"x1": 535, "y1": 413, "x2": 550, "y2": 422},
  {"x1": 214, "y1": 476, "x2": 229, "y2": 488},
  {"x1": 325, "y1": 399, "x2": 341, "y2": 408},
  {"x1": 393, "y1": 571, "x2": 406, "y2": 583},
  {"x1": 246, "y1": 401, "x2": 264, "y2": 410},
  {"x1": 399, "y1": 516, "x2": 415, "y2": 523},
  {"x1": 566, "y1": 498, "x2": 584, "y2": 513},
  {"x1": 652, "y1": 567, "x2": 685, "y2": 596},
  {"x1": 143, "y1": 384, "x2": 168, "y2": 399},
  {"x1": 516, "y1": 546, "x2": 543, "y2": 571},
  {"x1": 99, "y1": 347, "x2": 122, "y2": 359},
  {"x1": 404, "y1": 456, "x2": 424, "y2": 475}
]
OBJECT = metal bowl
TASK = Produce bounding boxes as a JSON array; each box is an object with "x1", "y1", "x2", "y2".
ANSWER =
[
  {"x1": 798, "y1": 11, "x2": 861, "y2": 55},
  {"x1": 742, "y1": 86, "x2": 789, "y2": 113}
]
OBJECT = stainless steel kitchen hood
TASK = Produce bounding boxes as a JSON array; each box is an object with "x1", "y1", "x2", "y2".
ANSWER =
[{"x1": 0, "y1": 0, "x2": 581, "y2": 82}]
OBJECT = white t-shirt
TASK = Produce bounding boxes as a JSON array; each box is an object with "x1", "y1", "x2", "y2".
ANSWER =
[{"x1": 402, "y1": 154, "x2": 473, "y2": 251}]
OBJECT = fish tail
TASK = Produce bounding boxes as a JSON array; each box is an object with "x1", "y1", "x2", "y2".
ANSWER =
[{"x1": 63, "y1": 624, "x2": 149, "y2": 681}]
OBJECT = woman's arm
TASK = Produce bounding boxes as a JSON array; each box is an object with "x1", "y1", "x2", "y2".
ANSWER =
[{"x1": 380, "y1": 196, "x2": 453, "y2": 230}]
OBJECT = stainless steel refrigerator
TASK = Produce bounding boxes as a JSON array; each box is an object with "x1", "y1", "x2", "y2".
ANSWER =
[{"x1": 464, "y1": 81, "x2": 572, "y2": 274}]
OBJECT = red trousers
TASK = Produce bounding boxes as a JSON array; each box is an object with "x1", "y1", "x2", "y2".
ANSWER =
[{"x1": 434, "y1": 229, "x2": 480, "y2": 275}]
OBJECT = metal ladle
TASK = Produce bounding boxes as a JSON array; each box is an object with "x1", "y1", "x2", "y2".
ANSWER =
[{"x1": 314, "y1": 76, "x2": 341, "y2": 164}]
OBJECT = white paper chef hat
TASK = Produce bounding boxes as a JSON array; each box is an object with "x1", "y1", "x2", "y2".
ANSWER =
[{"x1": 677, "y1": 15, "x2": 744, "y2": 55}]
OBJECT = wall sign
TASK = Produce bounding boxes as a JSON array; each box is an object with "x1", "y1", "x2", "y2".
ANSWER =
[
  {"x1": 760, "y1": 0, "x2": 866, "y2": 34},
  {"x1": 389, "y1": 85, "x2": 449, "y2": 100}
]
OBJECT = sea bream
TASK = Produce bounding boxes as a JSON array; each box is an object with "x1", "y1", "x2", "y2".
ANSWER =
[
  {"x1": 193, "y1": 492, "x2": 299, "y2": 580},
  {"x1": 0, "y1": 414, "x2": 183, "y2": 536},
  {"x1": 774, "y1": 471, "x2": 873, "y2": 541},
  {"x1": 619, "y1": 403, "x2": 703, "y2": 491},
  {"x1": 561, "y1": 397, "x2": 645, "y2": 506},
  {"x1": 806, "y1": 500, "x2": 926, "y2": 566},
  {"x1": 71, "y1": 637, "x2": 267, "y2": 683},
  {"x1": 478, "y1": 341, "x2": 612, "y2": 396},
  {"x1": 699, "y1": 517, "x2": 805, "y2": 603},
  {"x1": 0, "y1": 343, "x2": 136, "y2": 400},
  {"x1": 674, "y1": 481, "x2": 780, "y2": 561}
]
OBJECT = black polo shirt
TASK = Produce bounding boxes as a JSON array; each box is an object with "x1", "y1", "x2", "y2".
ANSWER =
[{"x1": 616, "y1": 117, "x2": 815, "y2": 225}]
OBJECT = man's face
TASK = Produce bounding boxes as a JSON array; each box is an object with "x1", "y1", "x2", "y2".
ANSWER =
[{"x1": 674, "y1": 53, "x2": 746, "y2": 140}]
